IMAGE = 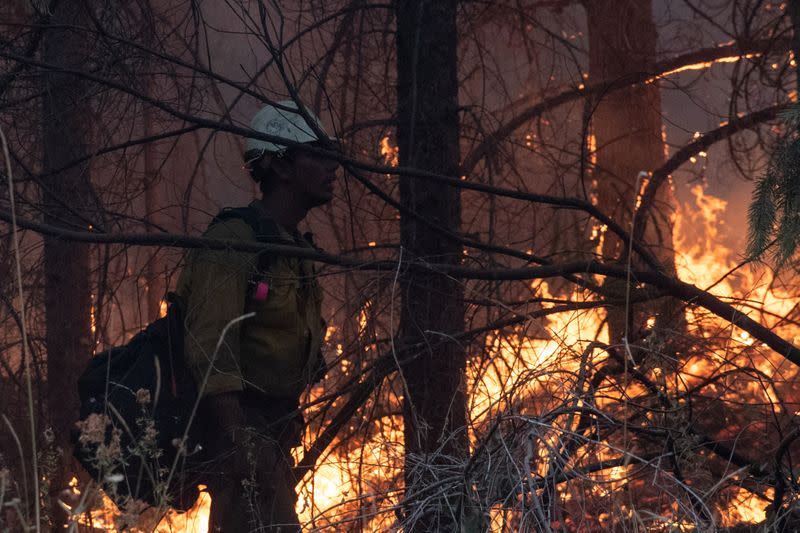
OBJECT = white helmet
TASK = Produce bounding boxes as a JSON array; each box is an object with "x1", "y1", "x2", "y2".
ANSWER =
[{"x1": 245, "y1": 99, "x2": 333, "y2": 158}]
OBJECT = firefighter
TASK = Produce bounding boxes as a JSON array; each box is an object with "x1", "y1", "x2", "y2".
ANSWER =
[{"x1": 176, "y1": 100, "x2": 339, "y2": 532}]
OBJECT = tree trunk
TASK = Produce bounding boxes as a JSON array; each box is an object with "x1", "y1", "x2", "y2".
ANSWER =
[
  {"x1": 585, "y1": 1, "x2": 705, "y2": 524},
  {"x1": 586, "y1": 0, "x2": 681, "y2": 344},
  {"x1": 394, "y1": 1, "x2": 468, "y2": 530},
  {"x1": 141, "y1": 4, "x2": 163, "y2": 323},
  {"x1": 143, "y1": 103, "x2": 164, "y2": 322},
  {"x1": 41, "y1": 2, "x2": 93, "y2": 527}
]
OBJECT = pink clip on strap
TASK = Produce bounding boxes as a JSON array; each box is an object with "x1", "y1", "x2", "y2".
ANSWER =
[{"x1": 253, "y1": 281, "x2": 270, "y2": 302}]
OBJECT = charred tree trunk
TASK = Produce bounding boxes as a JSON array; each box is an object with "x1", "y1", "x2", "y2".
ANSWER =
[
  {"x1": 586, "y1": 0, "x2": 681, "y2": 345},
  {"x1": 41, "y1": 2, "x2": 93, "y2": 526},
  {"x1": 394, "y1": 1, "x2": 468, "y2": 530},
  {"x1": 141, "y1": 5, "x2": 163, "y2": 323},
  {"x1": 143, "y1": 104, "x2": 164, "y2": 322}
]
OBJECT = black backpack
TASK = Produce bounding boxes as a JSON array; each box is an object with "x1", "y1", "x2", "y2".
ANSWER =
[{"x1": 72, "y1": 206, "x2": 287, "y2": 511}]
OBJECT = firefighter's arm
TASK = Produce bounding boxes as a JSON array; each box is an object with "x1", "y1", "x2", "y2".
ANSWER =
[{"x1": 183, "y1": 219, "x2": 256, "y2": 397}]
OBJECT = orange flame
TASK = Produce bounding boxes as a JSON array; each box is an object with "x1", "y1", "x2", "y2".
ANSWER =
[
  {"x1": 65, "y1": 480, "x2": 211, "y2": 532},
  {"x1": 379, "y1": 135, "x2": 399, "y2": 167}
]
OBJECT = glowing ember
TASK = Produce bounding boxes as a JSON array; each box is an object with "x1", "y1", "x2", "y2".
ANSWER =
[
  {"x1": 90, "y1": 294, "x2": 97, "y2": 336},
  {"x1": 657, "y1": 53, "x2": 758, "y2": 78}
]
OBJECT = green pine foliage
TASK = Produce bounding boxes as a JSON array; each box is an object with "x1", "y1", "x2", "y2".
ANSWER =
[{"x1": 747, "y1": 105, "x2": 800, "y2": 264}]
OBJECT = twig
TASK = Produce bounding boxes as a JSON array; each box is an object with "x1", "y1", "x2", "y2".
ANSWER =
[
  {"x1": 1, "y1": 415, "x2": 29, "y2": 520},
  {"x1": 0, "y1": 125, "x2": 40, "y2": 532},
  {"x1": 163, "y1": 312, "x2": 255, "y2": 507}
]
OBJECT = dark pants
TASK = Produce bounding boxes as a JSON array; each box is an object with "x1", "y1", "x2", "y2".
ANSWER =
[{"x1": 198, "y1": 392, "x2": 303, "y2": 533}]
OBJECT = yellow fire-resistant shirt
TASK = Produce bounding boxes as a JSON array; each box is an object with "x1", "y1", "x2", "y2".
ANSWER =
[{"x1": 176, "y1": 201, "x2": 326, "y2": 398}]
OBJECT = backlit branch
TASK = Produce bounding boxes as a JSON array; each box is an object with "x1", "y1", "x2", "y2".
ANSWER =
[
  {"x1": 634, "y1": 103, "x2": 787, "y2": 244},
  {"x1": 460, "y1": 37, "x2": 793, "y2": 175}
]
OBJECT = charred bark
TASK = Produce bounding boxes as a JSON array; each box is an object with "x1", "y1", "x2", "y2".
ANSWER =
[{"x1": 394, "y1": 0, "x2": 469, "y2": 530}]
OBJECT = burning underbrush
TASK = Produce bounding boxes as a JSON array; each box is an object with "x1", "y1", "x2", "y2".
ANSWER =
[{"x1": 60, "y1": 184, "x2": 800, "y2": 532}]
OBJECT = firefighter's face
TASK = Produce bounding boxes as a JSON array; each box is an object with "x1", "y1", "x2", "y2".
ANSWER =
[{"x1": 285, "y1": 146, "x2": 340, "y2": 207}]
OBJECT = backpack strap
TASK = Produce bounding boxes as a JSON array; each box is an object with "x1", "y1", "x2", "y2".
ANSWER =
[
  {"x1": 210, "y1": 206, "x2": 291, "y2": 274},
  {"x1": 212, "y1": 206, "x2": 283, "y2": 241}
]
